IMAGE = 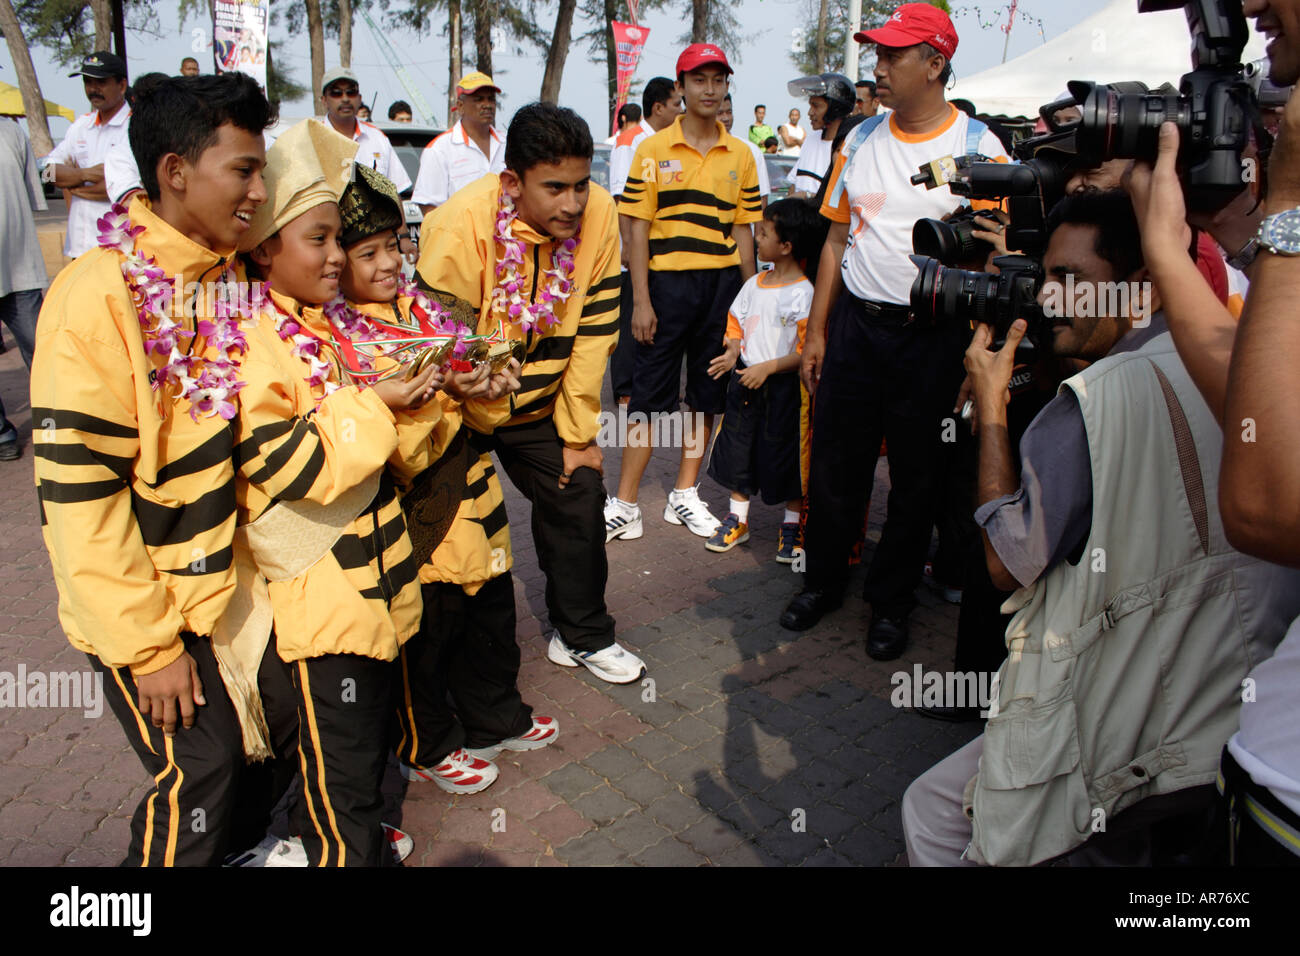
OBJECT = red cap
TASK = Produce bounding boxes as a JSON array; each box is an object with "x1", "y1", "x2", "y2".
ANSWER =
[
  {"x1": 855, "y1": 3, "x2": 958, "y2": 60},
  {"x1": 676, "y1": 43, "x2": 733, "y2": 77}
]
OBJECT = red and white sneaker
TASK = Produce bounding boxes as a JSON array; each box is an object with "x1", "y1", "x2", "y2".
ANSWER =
[
  {"x1": 465, "y1": 716, "x2": 560, "y2": 760},
  {"x1": 383, "y1": 823, "x2": 414, "y2": 864},
  {"x1": 400, "y1": 748, "x2": 500, "y2": 795}
]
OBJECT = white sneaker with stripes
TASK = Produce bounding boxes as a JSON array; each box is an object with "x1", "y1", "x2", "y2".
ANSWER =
[
  {"x1": 400, "y1": 748, "x2": 500, "y2": 795},
  {"x1": 664, "y1": 486, "x2": 721, "y2": 537},
  {"x1": 604, "y1": 496, "x2": 643, "y2": 542}
]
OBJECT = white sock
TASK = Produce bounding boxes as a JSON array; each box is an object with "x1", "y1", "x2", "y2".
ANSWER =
[
  {"x1": 731, "y1": 499, "x2": 750, "y2": 523},
  {"x1": 615, "y1": 496, "x2": 637, "y2": 512},
  {"x1": 783, "y1": 508, "x2": 800, "y2": 524},
  {"x1": 670, "y1": 486, "x2": 694, "y2": 499}
]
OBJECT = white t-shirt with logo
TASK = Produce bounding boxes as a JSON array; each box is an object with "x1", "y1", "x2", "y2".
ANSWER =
[
  {"x1": 823, "y1": 105, "x2": 1009, "y2": 306},
  {"x1": 727, "y1": 271, "x2": 814, "y2": 367}
]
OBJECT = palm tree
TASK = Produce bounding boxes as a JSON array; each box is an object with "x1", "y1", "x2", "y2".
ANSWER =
[{"x1": 0, "y1": 0, "x2": 54, "y2": 154}]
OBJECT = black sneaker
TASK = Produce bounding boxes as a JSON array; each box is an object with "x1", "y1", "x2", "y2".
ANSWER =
[
  {"x1": 0, "y1": 439, "x2": 19, "y2": 462},
  {"x1": 775, "y1": 522, "x2": 801, "y2": 564}
]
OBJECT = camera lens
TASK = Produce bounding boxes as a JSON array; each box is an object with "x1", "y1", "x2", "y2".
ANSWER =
[
  {"x1": 1076, "y1": 82, "x2": 1190, "y2": 161},
  {"x1": 912, "y1": 216, "x2": 992, "y2": 265}
]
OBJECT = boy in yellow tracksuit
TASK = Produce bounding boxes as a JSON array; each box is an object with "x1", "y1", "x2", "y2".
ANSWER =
[
  {"x1": 233, "y1": 120, "x2": 443, "y2": 866},
  {"x1": 31, "y1": 72, "x2": 281, "y2": 866},
  {"x1": 415, "y1": 101, "x2": 646, "y2": 686},
  {"x1": 334, "y1": 166, "x2": 556, "y2": 795}
]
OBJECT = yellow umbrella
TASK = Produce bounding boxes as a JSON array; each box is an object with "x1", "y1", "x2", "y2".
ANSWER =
[{"x1": 0, "y1": 81, "x2": 76, "y2": 121}]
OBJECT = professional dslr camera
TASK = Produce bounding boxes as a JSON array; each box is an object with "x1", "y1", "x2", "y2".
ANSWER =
[{"x1": 1068, "y1": 0, "x2": 1269, "y2": 212}]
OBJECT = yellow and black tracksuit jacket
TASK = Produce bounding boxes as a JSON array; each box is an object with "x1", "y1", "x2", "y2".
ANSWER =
[
  {"x1": 414, "y1": 174, "x2": 622, "y2": 449},
  {"x1": 353, "y1": 296, "x2": 513, "y2": 594},
  {"x1": 33, "y1": 198, "x2": 242, "y2": 676},
  {"x1": 235, "y1": 289, "x2": 442, "y2": 662}
]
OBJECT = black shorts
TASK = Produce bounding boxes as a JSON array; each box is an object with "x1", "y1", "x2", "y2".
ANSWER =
[
  {"x1": 629, "y1": 266, "x2": 743, "y2": 416},
  {"x1": 706, "y1": 365, "x2": 803, "y2": 505}
]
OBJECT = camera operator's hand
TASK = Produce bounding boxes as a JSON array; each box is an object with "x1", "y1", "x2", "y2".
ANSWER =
[
  {"x1": 972, "y1": 210, "x2": 1012, "y2": 258},
  {"x1": 1267, "y1": 87, "x2": 1300, "y2": 207},
  {"x1": 1123, "y1": 122, "x2": 1193, "y2": 269},
  {"x1": 964, "y1": 320, "x2": 1027, "y2": 426}
]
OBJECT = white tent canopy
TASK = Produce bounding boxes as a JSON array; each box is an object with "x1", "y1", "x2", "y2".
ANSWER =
[{"x1": 949, "y1": 0, "x2": 1268, "y2": 119}]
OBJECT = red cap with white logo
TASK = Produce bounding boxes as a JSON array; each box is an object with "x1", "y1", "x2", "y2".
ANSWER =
[
  {"x1": 855, "y1": 3, "x2": 958, "y2": 60},
  {"x1": 676, "y1": 43, "x2": 734, "y2": 76}
]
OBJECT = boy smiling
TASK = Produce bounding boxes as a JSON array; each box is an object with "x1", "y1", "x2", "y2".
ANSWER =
[{"x1": 32, "y1": 72, "x2": 277, "y2": 865}]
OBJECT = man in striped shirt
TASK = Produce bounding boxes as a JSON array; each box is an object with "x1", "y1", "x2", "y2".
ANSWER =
[
  {"x1": 416, "y1": 102, "x2": 646, "y2": 685},
  {"x1": 607, "y1": 43, "x2": 762, "y2": 541}
]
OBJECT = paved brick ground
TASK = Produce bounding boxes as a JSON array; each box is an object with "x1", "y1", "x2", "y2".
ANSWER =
[{"x1": 0, "y1": 327, "x2": 980, "y2": 866}]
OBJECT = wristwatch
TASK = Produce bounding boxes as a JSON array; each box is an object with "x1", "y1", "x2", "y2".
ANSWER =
[{"x1": 1256, "y1": 205, "x2": 1300, "y2": 258}]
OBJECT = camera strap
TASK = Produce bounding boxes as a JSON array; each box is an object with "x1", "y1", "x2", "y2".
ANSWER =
[{"x1": 828, "y1": 111, "x2": 990, "y2": 208}]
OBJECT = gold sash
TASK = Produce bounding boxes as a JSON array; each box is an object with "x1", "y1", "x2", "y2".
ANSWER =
[{"x1": 211, "y1": 471, "x2": 382, "y2": 759}]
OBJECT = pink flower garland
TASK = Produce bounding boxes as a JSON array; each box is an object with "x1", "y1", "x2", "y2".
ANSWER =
[
  {"x1": 97, "y1": 203, "x2": 249, "y2": 421},
  {"x1": 491, "y1": 192, "x2": 578, "y2": 336},
  {"x1": 263, "y1": 295, "x2": 342, "y2": 400}
]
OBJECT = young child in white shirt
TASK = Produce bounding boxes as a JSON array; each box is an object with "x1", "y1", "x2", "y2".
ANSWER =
[{"x1": 705, "y1": 198, "x2": 820, "y2": 561}]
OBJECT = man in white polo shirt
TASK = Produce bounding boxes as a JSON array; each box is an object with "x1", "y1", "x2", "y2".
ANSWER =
[
  {"x1": 781, "y1": 4, "x2": 1009, "y2": 662},
  {"x1": 41, "y1": 51, "x2": 131, "y2": 259},
  {"x1": 413, "y1": 71, "x2": 506, "y2": 215},
  {"x1": 317, "y1": 67, "x2": 412, "y2": 193}
]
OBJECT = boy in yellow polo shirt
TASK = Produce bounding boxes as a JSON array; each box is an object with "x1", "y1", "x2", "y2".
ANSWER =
[
  {"x1": 610, "y1": 43, "x2": 762, "y2": 541},
  {"x1": 416, "y1": 101, "x2": 646, "y2": 685}
]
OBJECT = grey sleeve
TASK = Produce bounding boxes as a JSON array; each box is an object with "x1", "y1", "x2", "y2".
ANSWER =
[{"x1": 974, "y1": 389, "x2": 1094, "y2": 588}]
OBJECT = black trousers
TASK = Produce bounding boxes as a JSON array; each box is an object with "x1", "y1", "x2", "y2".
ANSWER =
[
  {"x1": 289, "y1": 652, "x2": 395, "y2": 867},
  {"x1": 609, "y1": 272, "x2": 636, "y2": 400},
  {"x1": 394, "y1": 573, "x2": 533, "y2": 766},
  {"x1": 91, "y1": 631, "x2": 295, "y2": 866},
  {"x1": 481, "y1": 416, "x2": 615, "y2": 652},
  {"x1": 803, "y1": 292, "x2": 965, "y2": 619}
]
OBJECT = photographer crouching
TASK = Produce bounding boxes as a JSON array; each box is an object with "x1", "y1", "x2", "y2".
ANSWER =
[{"x1": 901, "y1": 188, "x2": 1300, "y2": 866}]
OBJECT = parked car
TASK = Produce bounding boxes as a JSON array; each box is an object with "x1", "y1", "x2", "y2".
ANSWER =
[{"x1": 764, "y1": 153, "x2": 798, "y2": 201}]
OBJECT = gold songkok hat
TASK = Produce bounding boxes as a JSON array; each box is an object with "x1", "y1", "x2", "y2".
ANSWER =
[
  {"x1": 241, "y1": 119, "x2": 359, "y2": 250},
  {"x1": 339, "y1": 163, "x2": 405, "y2": 248}
]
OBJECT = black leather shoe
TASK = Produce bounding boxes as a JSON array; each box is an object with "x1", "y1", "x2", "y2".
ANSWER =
[
  {"x1": 866, "y1": 615, "x2": 909, "y2": 661},
  {"x1": 779, "y1": 589, "x2": 842, "y2": 631},
  {"x1": 911, "y1": 704, "x2": 981, "y2": 723}
]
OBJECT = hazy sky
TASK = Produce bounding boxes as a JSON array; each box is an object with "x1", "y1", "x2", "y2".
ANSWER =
[{"x1": 7, "y1": 0, "x2": 1168, "y2": 139}]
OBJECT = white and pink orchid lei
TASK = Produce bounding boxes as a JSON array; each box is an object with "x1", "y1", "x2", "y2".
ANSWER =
[
  {"x1": 263, "y1": 293, "x2": 343, "y2": 401},
  {"x1": 97, "y1": 202, "x2": 249, "y2": 421},
  {"x1": 491, "y1": 192, "x2": 578, "y2": 336}
]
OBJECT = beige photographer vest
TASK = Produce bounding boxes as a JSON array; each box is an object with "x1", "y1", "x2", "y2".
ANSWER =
[{"x1": 963, "y1": 331, "x2": 1300, "y2": 866}]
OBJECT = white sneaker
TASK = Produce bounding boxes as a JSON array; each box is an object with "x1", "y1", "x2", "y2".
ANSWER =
[
  {"x1": 400, "y1": 748, "x2": 500, "y2": 795},
  {"x1": 604, "y1": 496, "x2": 643, "y2": 542},
  {"x1": 547, "y1": 631, "x2": 646, "y2": 684},
  {"x1": 382, "y1": 823, "x2": 414, "y2": 864},
  {"x1": 224, "y1": 834, "x2": 309, "y2": 868},
  {"x1": 664, "y1": 486, "x2": 721, "y2": 537},
  {"x1": 465, "y1": 715, "x2": 561, "y2": 761}
]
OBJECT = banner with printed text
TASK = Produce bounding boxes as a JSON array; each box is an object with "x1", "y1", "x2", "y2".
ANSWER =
[
  {"x1": 213, "y1": 0, "x2": 270, "y2": 91},
  {"x1": 611, "y1": 21, "x2": 650, "y2": 135}
]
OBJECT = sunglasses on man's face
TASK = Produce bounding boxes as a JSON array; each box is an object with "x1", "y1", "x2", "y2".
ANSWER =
[{"x1": 326, "y1": 86, "x2": 361, "y2": 98}]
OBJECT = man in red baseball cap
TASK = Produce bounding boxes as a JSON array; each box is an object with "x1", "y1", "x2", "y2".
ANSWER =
[{"x1": 783, "y1": 1, "x2": 1011, "y2": 665}]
